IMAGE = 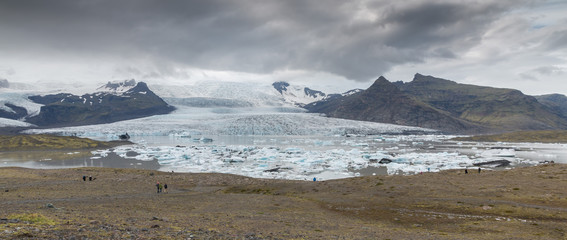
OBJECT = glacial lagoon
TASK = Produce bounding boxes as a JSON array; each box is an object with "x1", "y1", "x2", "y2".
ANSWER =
[{"x1": 3, "y1": 133, "x2": 566, "y2": 181}]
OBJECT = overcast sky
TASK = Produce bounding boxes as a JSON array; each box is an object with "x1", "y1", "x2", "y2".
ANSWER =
[{"x1": 0, "y1": 0, "x2": 566, "y2": 94}]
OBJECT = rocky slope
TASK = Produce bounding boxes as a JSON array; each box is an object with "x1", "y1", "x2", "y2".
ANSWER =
[
  {"x1": 394, "y1": 74, "x2": 567, "y2": 132},
  {"x1": 535, "y1": 93, "x2": 567, "y2": 119}
]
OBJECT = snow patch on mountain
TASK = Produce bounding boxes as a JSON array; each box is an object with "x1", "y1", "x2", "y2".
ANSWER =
[
  {"x1": 341, "y1": 89, "x2": 363, "y2": 96},
  {"x1": 272, "y1": 81, "x2": 327, "y2": 106},
  {"x1": 96, "y1": 79, "x2": 138, "y2": 95}
]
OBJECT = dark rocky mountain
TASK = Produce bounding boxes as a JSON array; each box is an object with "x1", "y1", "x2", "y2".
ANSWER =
[
  {"x1": 535, "y1": 94, "x2": 567, "y2": 119},
  {"x1": 306, "y1": 74, "x2": 567, "y2": 134},
  {"x1": 395, "y1": 74, "x2": 567, "y2": 132},
  {"x1": 272, "y1": 81, "x2": 290, "y2": 94},
  {"x1": 26, "y1": 81, "x2": 175, "y2": 127},
  {"x1": 303, "y1": 87, "x2": 326, "y2": 99},
  {"x1": 305, "y1": 76, "x2": 481, "y2": 133}
]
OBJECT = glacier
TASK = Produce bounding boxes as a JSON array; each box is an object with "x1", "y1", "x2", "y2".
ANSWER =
[{"x1": 24, "y1": 106, "x2": 436, "y2": 137}]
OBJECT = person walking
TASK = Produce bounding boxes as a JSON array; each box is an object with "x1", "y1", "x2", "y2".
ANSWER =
[
  {"x1": 164, "y1": 183, "x2": 168, "y2": 193},
  {"x1": 159, "y1": 183, "x2": 163, "y2": 193},
  {"x1": 156, "y1": 181, "x2": 161, "y2": 193}
]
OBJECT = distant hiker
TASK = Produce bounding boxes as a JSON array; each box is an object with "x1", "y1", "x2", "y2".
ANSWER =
[
  {"x1": 89, "y1": 176, "x2": 93, "y2": 181},
  {"x1": 82, "y1": 176, "x2": 86, "y2": 181},
  {"x1": 478, "y1": 167, "x2": 481, "y2": 173},
  {"x1": 465, "y1": 169, "x2": 468, "y2": 174},
  {"x1": 313, "y1": 177, "x2": 317, "y2": 182},
  {"x1": 156, "y1": 181, "x2": 160, "y2": 193},
  {"x1": 164, "y1": 183, "x2": 168, "y2": 193},
  {"x1": 159, "y1": 183, "x2": 163, "y2": 193}
]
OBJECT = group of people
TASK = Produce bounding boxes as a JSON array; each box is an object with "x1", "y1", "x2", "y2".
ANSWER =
[
  {"x1": 156, "y1": 181, "x2": 168, "y2": 193},
  {"x1": 82, "y1": 175, "x2": 95, "y2": 181}
]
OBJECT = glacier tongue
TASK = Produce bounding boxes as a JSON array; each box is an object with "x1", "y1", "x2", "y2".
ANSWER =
[{"x1": 25, "y1": 106, "x2": 435, "y2": 137}]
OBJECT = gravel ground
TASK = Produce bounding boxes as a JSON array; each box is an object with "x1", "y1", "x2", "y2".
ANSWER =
[{"x1": 1, "y1": 164, "x2": 567, "y2": 239}]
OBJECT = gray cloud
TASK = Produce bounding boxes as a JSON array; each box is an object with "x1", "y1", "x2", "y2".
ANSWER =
[
  {"x1": 533, "y1": 66, "x2": 565, "y2": 75},
  {"x1": 0, "y1": 0, "x2": 544, "y2": 82}
]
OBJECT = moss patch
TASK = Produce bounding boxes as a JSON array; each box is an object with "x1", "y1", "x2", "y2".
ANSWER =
[{"x1": 0, "y1": 134, "x2": 127, "y2": 151}]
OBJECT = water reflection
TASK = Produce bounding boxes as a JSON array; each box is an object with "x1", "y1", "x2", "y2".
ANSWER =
[{"x1": 1, "y1": 151, "x2": 160, "y2": 170}]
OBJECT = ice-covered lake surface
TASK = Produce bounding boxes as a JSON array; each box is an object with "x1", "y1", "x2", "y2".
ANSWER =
[{"x1": 8, "y1": 106, "x2": 567, "y2": 181}]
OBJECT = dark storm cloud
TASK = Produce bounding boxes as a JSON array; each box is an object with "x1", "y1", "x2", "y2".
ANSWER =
[{"x1": 0, "y1": 0, "x2": 530, "y2": 81}]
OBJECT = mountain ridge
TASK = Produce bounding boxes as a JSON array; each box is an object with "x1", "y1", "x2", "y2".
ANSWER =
[
  {"x1": 398, "y1": 74, "x2": 567, "y2": 132},
  {"x1": 305, "y1": 76, "x2": 482, "y2": 133},
  {"x1": 306, "y1": 74, "x2": 567, "y2": 134}
]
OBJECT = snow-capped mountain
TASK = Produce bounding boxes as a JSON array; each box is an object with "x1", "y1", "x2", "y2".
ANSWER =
[
  {"x1": 27, "y1": 80, "x2": 174, "y2": 127},
  {"x1": 0, "y1": 79, "x2": 174, "y2": 128}
]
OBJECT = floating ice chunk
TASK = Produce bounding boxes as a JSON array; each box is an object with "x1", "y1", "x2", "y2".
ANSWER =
[
  {"x1": 283, "y1": 148, "x2": 303, "y2": 154},
  {"x1": 481, "y1": 149, "x2": 516, "y2": 157}
]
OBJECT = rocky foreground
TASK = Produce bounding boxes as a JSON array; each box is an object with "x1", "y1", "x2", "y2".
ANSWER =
[{"x1": 1, "y1": 164, "x2": 566, "y2": 239}]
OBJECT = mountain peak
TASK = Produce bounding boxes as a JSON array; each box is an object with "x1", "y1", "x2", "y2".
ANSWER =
[
  {"x1": 412, "y1": 73, "x2": 455, "y2": 85},
  {"x1": 366, "y1": 76, "x2": 400, "y2": 93},
  {"x1": 375, "y1": 76, "x2": 389, "y2": 82}
]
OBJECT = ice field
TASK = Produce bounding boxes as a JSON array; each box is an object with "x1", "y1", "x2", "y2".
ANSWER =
[{"x1": 22, "y1": 106, "x2": 567, "y2": 181}]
